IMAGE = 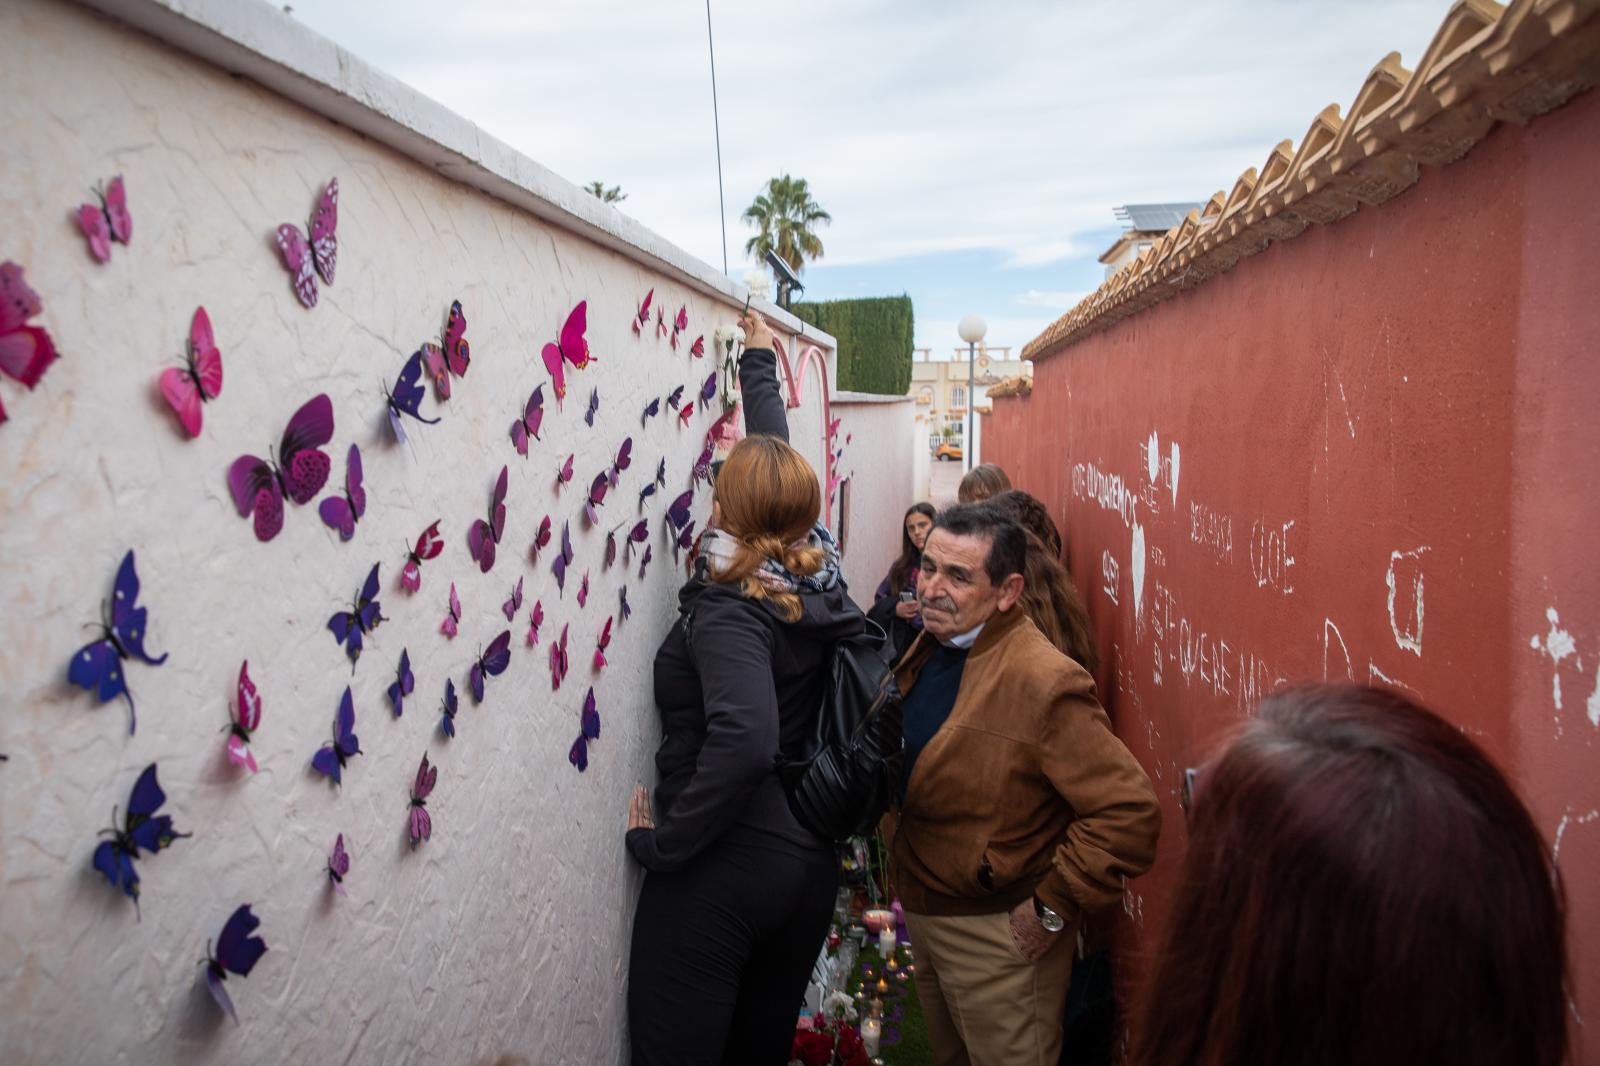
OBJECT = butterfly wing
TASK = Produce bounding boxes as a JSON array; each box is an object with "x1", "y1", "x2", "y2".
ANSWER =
[
  {"x1": 187, "y1": 306, "x2": 223, "y2": 400},
  {"x1": 489, "y1": 466, "x2": 508, "y2": 542},
  {"x1": 439, "y1": 678, "x2": 458, "y2": 737},
  {"x1": 529, "y1": 515, "x2": 552, "y2": 564},
  {"x1": 319, "y1": 496, "x2": 355, "y2": 541},
  {"x1": 619, "y1": 586, "x2": 631, "y2": 620},
  {"x1": 345, "y1": 445, "x2": 366, "y2": 519},
  {"x1": 356, "y1": 564, "x2": 383, "y2": 635},
  {"x1": 502, "y1": 577, "x2": 523, "y2": 621},
  {"x1": 467, "y1": 519, "x2": 492, "y2": 573},
  {"x1": 440, "y1": 583, "x2": 459, "y2": 637},
  {"x1": 275, "y1": 224, "x2": 317, "y2": 308},
  {"x1": 216, "y1": 904, "x2": 268, "y2": 979},
  {"x1": 593, "y1": 619, "x2": 612, "y2": 670},
  {"x1": 109, "y1": 551, "x2": 165, "y2": 666},
  {"x1": 387, "y1": 648, "x2": 412, "y2": 717},
  {"x1": 310, "y1": 178, "x2": 338, "y2": 285},
  {"x1": 422, "y1": 343, "x2": 452, "y2": 401},
  {"x1": 690, "y1": 335, "x2": 705, "y2": 358},
  {"x1": 236, "y1": 661, "x2": 262, "y2": 733},
  {"x1": 700, "y1": 371, "x2": 717, "y2": 403},
  {"x1": 540, "y1": 342, "x2": 566, "y2": 406},
  {"x1": 206, "y1": 965, "x2": 238, "y2": 1026},
  {"x1": 640, "y1": 398, "x2": 659, "y2": 426},
  {"x1": 443, "y1": 300, "x2": 469, "y2": 376},
  {"x1": 568, "y1": 735, "x2": 589, "y2": 772},
  {"x1": 226, "y1": 733, "x2": 258, "y2": 774},
  {"x1": 584, "y1": 388, "x2": 599, "y2": 427},
  {"x1": 560, "y1": 301, "x2": 590, "y2": 368},
  {"x1": 633, "y1": 288, "x2": 652, "y2": 332},
  {"x1": 104, "y1": 176, "x2": 132, "y2": 244},
  {"x1": 68, "y1": 639, "x2": 128, "y2": 710},
  {"x1": 413, "y1": 753, "x2": 437, "y2": 801},
  {"x1": 159, "y1": 367, "x2": 204, "y2": 437},
  {"x1": 482, "y1": 630, "x2": 512, "y2": 678},
  {"x1": 124, "y1": 764, "x2": 179, "y2": 854},
  {"x1": 391, "y1": 351, "x2": 440, "y2": 427},
  {"x1": 92, "y1": 839, "x2": 138, "y2": 899},
  {"x1": 577, "y1": 571, "x2": 590, "y2": 608},
  {"x1": 667, "y1": 385, "x2": 684, "y2": 410},
  {"x1": 667, "y1": 490, "x2": 694, "y2": 531},
  {"x1": 334, "y1": 686, "x2": 360, "y2": 759},
  {"x1": 409, "y1": 804, "x2": 432, "y2": 848},
  {"x1": 278, "y1": 394, "x2": 335, "y2": 504},
  {"x1": 469, "y1": 661, "x2": 484, "y2": 703},
  {"x1": 582, "y1": 687, "x2": 601, "y2": 740},
  {"x1": 556, "y1": 454, "x2": 574, "y2": 487},
  {"x1": 78, "y1": 203, "x2": 111, "y2": 263},
  {"x1": 638, "y1": 544, "x2": 653, "y2": 580}
]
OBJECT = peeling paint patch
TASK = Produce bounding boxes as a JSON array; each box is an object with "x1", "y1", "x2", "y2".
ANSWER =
[
  {"x1": 1529, "y1": 607, "x2": 1579, "y2": 711},
  {"x1": 1385, "y1": 547, "x2": 1428, "y2": 657}
]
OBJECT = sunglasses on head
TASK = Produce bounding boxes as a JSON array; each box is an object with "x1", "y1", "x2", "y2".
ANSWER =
[{"x1": 1180, "y1": 765, "x2": 1202, "y2": 822}]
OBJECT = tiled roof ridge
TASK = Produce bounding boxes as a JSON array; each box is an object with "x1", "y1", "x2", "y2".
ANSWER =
[
  {"x1": 986, "y1": 375, "x2": 1034, "y2": 398},
  {"x1": 1022, "y1": 0, "x2": 1600, "y2": 362}
]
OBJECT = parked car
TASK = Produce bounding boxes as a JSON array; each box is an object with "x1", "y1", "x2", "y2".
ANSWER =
[{"x1": 934, "y1": 441, "x2": 963, "y2": 461}]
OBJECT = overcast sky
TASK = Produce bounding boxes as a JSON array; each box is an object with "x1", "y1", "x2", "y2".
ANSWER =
[{"x1": 288, "y1": 0, "x2": 1449, "y2": 355}]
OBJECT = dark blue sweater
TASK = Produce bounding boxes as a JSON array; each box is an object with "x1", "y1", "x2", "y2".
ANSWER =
[{"x1": 899, "y1": 642, "x2": 969, "y2": 799}]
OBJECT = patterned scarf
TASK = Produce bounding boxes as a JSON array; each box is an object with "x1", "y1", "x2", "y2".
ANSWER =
[{"x1": 696, "y1": 521, "x2": 842, "y2": 594}]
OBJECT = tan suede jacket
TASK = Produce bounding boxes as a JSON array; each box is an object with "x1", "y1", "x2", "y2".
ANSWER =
[{"x1": 889, "y1": 606, "x2": 1160, "y2": 920}]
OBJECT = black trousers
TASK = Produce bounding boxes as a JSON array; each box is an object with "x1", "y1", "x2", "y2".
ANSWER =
[{"x1": 628, "y1": 824, "x2": 839, "y2": 1066}]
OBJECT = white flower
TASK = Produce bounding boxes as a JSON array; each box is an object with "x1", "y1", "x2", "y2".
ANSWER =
[
  {"x1": 713, "y1": 323, "x2": 737, "y2": 347},
  {"x1": 822, "y1": 990, "x2": 858, "y2": 1022},
  {"x1": 743, "y1": 268, "x2": 772, "y2": 302}
]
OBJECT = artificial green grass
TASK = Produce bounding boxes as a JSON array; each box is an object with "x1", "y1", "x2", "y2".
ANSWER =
[{"x1": 843, "y1": 944, "x2": 933, "y2": 1065}]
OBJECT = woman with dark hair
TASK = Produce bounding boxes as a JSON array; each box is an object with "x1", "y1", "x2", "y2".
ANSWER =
[
  {"x1": 990, "y1": 488, "x2": 1063, "y2": 560},
  {"x1": 1132, "y1": 684, "x2": 1568, "y2": 1066},
  {"x1": 957, "y1": 462, "x2": 1011, "y2": 503},
  {"x1": 867, "y1": 502, "x2": 936, "y2": 662},
  {"x1": 988, "y1": 490, "x2": 1095, "y2": 673},
  {"x1": 625, "y1": 311, "x2": 865, "y2": 1064}
]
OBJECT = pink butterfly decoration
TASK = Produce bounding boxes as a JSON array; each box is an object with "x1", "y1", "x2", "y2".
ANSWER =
[
  {"x1": 76, "y1": 175, "x2": 131, "y2": 263},
  {"x1": 158, "y1": 306, "x2": 223, "y2": 438},
  {"x1": 577, "y1": 570, "x2": 590, "y2": 608},
  {"x1": 593, "y1": 617, "x2": 613, "y2": 671},
  {"x1": 529, "y1": 514, "x2": 552, "y2": 564},
  {"x1": 525, "y1": 599, "x2": 545, "y2": 648},
  {"x1": 540, "y1": 301, "x2": 590, "y2": 408},
  {"x1": 510, "y1": 384, "x2": 544, "y2": 456},
  {"x1": 549, "y1": 624, "x2": 569, "y2": 691},
  {"x1": 467, "y1": 465, "x2": 509, "y2": 573},
  {"x1": 275, "y1": 177, "x2": 338, "y2": 309},
  {"x1": 401, "y1": 520, "x2": 444, "y2": 593},
  {"x1": 408, "y1": 753, "x2": 437, "y2": 849},
  {"x1": 0, "y1": 262, "x2": 61, "y2": 426},
  {"x1": 225, "y1": 661, "x2": 262, "y2": 773},
  {"x1": 633, "y1": 289, "x2": 653, "y2": 334},
  {"x1": 227, "y1": 394, "x2": 335, "y2": 542},
  {"x1": 421, "y1": 300, "x2": 470, "y2": 400},
  {"x1": 327, "y1": 833, "x2": 350, "y2": 896},
  {"x1": 689, "y1": 335, "x2": 705, "y2": 359},
  {"x1": 502, "y1": 576, "x2": 523, "y2": 621},
  {"x1": 670, "y1": 305, "x2": 687, "y2": 349},
  {"x1": 440, "y1": 582, "x2": 461, "y2": 638}
]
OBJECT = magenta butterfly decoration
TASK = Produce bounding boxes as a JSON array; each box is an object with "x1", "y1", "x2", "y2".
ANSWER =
[
  {"x1": 529, "y1": 514, "x2": 552, "y2": 564},
  {"x1": 159, "y1": 306, "x2": 223, "y2": 438},
  {"x1": 275, "y1": 177, "x2": 337, "y2": 308},
  {"x1": 440, "y1": 581, "x2": 461, "y2": 638},
  {"x1": 692, "y1": 440, "x2": 714, "y2": 485},
  {"x1": 638, "y1": 544, "x2": 654, "y2": 580},
  {"x1": 469, "y1": 630, "x2": 512, "y2": 703},
  {"x1": 677, "y1": 403, "x2": 694, "y2": 426},
  {"x1": 655, "y1": 305, "x2": 667, "y2": 340},
  {"x1": 438, "y1": 678, "x2": 458, "y2": 738},
  {"x1": 76, "y1": 175, "x2": 131, "y2": 263},
  {"x1": 549, "y1": 624, "x2": 569, "y2": 691},
  {"x1": 0, "y1": 261, "x2": 60, "y2": 424},
  {"x1": 401, "y1": 520, "x2": 444, "y2": 593},
  {"x1": 502, "y1": 576, "x2": 523, "y2": 621},
  {"x1": 227, "y1": 394, "x2": 335, "y2": 542},
  {"x1": 584, "y1": 387, "x2": 599, "y2": 427},
  {"x1": 640, "y1": 397, "x2": 660, "y2": 426},
  {"x1": 670, "y1": 305, "x2": 687, "y2": 349},
  {"x1": 311, "y1": 687, "x2": 361, "y2": 785},
  {"x1": 318, "y1": 444, "x2": 366, "y2": 541},
  {"x1": 666, "y1": 385, "x2": 685, "y2": 410},
  {"x1": 626, "y1": 519, "x2": 650, "y2": 558},
  {"x1": 689, "y1": 335, "x2": 705, "y2": 359},
  {"x1": 555, "y1": 453, "x2": 574, "y2": 491},
  {"x1": 569, "y1": 687, "x2": 601, "y2": 772},
  {"x1": 467, "y1": 465, "x2": 509, "y2": 573},
  {"x1": 552, "y1": 520, "x2": 575, "y2": 593},
  {"x1": 224, "y1": 661, "x2": 262, "y2": 773},
  {"x1": 408, "y1": 753, "x2": 437, "y2": 849},
  {"x1": 577, "y1": 570, "x2": 590, "y2": 608},
  {"x1": 385, "y1": 350, "x2": 441, "y2": 444},
  {"x1": 593, "y1": 617, "x2": 612, "y2": 671},
  {"x1": 510, "y1": 384, "x2": 544, "y2": 456},
  {"x1": 525, "y1": 599, "x2": 545, "y2": 647},
  {"x1": 584, "y1": 470, "x2": 609, "y2": 526},
  {"x1": 327, "y1": 563, "x2": 384, "y2": 669},
  {"x1": 204, "y1": 904, "x2": 267, "y2": 1026},
  {"x1": 618, "y1": 586, "x2": 631, "y2": 621},
  {"x1": 68, "y1": 550, "x2": 167, "y2": 735},
  {"x1": 327, "y1": 833, "x2": 350, "y2": 896},
  {"x1": 422, "y1": 300, "x2": 470, "y2": 400},
  {"x1": 632, "y1": 288, "x2": 653, "y2": 334},
  {"x1": 540, "y1": 300, "x2": 590, "y2": 409},
  {"x1": 607, "y1": 437, "x2": 633, "y2": 489},
  {"x1": 387, "y1": 647, "x2": 414, "y2": 718}
]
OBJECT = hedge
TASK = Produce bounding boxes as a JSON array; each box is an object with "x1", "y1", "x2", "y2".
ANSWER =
[{"x1": 792, "y1": 295, "x2": 913, "y2": 396}]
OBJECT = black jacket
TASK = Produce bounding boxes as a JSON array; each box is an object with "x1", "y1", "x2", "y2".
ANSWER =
[{"x1": 626, "y1": 346, "x2": 866, "y2": 872}]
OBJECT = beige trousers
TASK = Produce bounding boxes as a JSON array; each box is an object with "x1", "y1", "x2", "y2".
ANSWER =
[{"x1": 904, "y1": 909, "x2": 1075, "y2": 1066}]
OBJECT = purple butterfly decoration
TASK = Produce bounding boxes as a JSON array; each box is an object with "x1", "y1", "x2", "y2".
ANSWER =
[
  {"x1": 665, "y1": 489, "x2": 694, "y2": 534},
  {"x1": 227, "y1": 394, "x2": 334, "y2": 542},
  {"x1": 409, "y1": 753, "x2": 436, "y2": 848},
  {"x1": 577, "y1": 570, "x2": 590, "y2": 608},
  {"x1": 439, "y1": 678, "x2": 458, "y2": 738},
  {"x1": 584, "y1": 387, "x2": 599, "y2": 427},
  {"x1": 673, "y1": 521, "x2": 698, "y2": 562},
  {"x1": 584, "y1": 470, "x2": 609, "y2": 526},
  {"x1": 552, "y1": 520, "x2": 575, "y2": 593},
  {"x1": 699, "y1": 371, "x2": 717, "y2": 404},
  {"x1": 568, "y1": 687, "x2": 601, "y2": 772},
  {"x1": 510, "y1": 384, "x2": 544, "y2": 456},
  {"x1": 68, "y1": 550, "x2": 167, "y2": 734},
  {"x1": 318, "y1": 443, "x2": 366, "y2": 541},
  {"x1": 640, "y1": 398, "x2": 660, "y2": 426},
  {"x1": 549, "y1": 624, "x2": 569, "y2": 690},
  {"x1": 384, "y1": 350, "x2": 440, "y2": 444},
  {"x1": 638, "y1": 544, "x2": 654, "y2": 580},
  {"x1": 91, "y1": 762, "x2": 188, "y2": 912},
  {"x1": 618, "y1": 585, "x2": 631, "y2": 621},
  {"x1": 274, "y1": 177, "x2": 336, "y2": 308},
  {"x1": 204, "y1": 904, "x2": 268, "y2": 1026},
  {"x1": 529, "y1": 514, "x2": 552, "y2": 564},
  {"x1": 526, "y1": 599, "x2": 545, "y2": 647},
  {"x1": 387, "y1": 647, "x2": 413, "y2": 718},
  {"x1": 555, "y1": 453, "x2": 574, "y2": 491},
  {"x1": 327, "y1": 563, "x2": 384, "y2": 668},
  {"x1": 469, "y1": 629, "x2": 512, "y2": 703},
  {"x1": 604, "y1": 526, "x2": 620, "y2": 570},
  {"x1": 626, "y1": 518, "x2": 650, "y2": 557},
  {"x1": 692, "y1": 440, "x2": 714, "y2": 484},
  {"x1": 467, "y1": 465, "x2": 509, "y2": 573},
  {"x1": 502, "y1": 576, "x2": 523, "y2": 621},
  {"x1": 666, "y1": 385, "x2": 684, "y2": 410},
  {"x1": 607, "y1": 436, "x2": 633, "y2": 489},
  {"x1": 638, "y1": 483, "x2": 657, "y2": 507},
  {"x1": 327, "y1": 833, "x2": 350, "y2": 896},
  {"x1": 311, "y1": 686, "x2": 361, "y2": 784}
]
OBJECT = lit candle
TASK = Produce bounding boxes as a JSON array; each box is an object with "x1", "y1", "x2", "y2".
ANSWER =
[
  {"x1": 886, "y1": 956, "x2": 898, "y2": 972},
  {"x1": 896, "y1": 969, "x2": 910, "y2": 981},
  {"x1": 861, "y1": 1016, "x2": 881, "y2": 1057},
  {"x1": 876, "y1": 977, "x2": 889, "y2": 994},
  {"x1": 878, "y1": 925, "x2": 897, "y2": 958}
]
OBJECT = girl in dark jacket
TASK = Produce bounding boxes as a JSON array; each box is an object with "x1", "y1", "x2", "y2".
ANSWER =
[
  {"x1": 866, "y1": 502, "x2": 936, "y2": 663},
  {"x1": 625, "y1": 312, "x2": 864, "y2": 1065}
]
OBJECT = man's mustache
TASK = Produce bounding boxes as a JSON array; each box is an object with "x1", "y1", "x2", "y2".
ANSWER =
[{"x1": 919, "y1": 594, "x2": 957, "y2": 614}]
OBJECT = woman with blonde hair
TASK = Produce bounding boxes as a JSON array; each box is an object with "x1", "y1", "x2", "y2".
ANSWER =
[
  {"x1": 625, "y1": 312, "x2": 865, "y2": 1065},
  {"x1": 957, "y1": 462, "x2": 1012, "y2": 503}
]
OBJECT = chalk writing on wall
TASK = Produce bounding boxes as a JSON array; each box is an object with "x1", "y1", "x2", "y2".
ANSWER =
[
  {"x1": 1385, "y1": 546, "x2": 1428, "y2": 656},
  {"x1": 1188, "y1": 500, "x2": 1233, "y2": 565},
  {"x1": 1071, "y1": 459, "x2": 1137, "y2": 528},
  {"x1": 1248, "y1": 518, "x2": 1296, "y2": 594}
]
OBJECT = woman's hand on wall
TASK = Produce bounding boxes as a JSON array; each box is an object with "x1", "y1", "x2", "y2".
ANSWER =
[{"x1": 628, "y1": 784, "x2": 655, "y2": 832}]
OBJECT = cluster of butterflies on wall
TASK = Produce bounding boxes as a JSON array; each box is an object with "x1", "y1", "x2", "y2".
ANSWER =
[{"x1": 33, "y1": 173, "x2": 741, "y2": 1024}]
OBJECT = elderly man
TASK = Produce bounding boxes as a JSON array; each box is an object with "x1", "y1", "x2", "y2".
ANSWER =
[{"x1": 890, "y1": 503, "x2": 1160, "y2": 1066}]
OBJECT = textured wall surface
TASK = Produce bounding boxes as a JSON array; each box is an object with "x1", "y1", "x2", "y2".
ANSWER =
[
  {"x1": 0, "y1": 2, "x2": 861, "y2": 1063},
  {"x1": 984, "y1": 88, "x2": 1600, "y2": 1038},
  {"x1": 830, "y1": 394, "x2": 915, "y2": 603}
]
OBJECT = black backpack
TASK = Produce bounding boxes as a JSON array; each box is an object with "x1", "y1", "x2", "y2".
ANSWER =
[{"x1": 685, "y1": 611, "x2": 904, "y2": 843}]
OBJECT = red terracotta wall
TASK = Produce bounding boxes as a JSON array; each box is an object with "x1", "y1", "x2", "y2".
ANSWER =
[{"x1": 985, "y1": 88, "x2": 1600, "y2": 1042}]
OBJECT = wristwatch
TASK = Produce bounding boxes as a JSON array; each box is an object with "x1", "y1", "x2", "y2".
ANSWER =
[{"x1": 1033, "y1": 895, "x2": 1065, "y2": 933}]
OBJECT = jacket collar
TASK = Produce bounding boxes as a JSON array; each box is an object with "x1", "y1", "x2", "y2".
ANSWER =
[{"x1": 895, "y1": 603, "x2": 1029, "y2": 690}]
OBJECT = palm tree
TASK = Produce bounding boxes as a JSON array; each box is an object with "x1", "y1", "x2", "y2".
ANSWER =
[
  {"x1": 586, "y1": 181, "x2": 627, "y2": 204},
  {"x1": 742, "y1": 175, "x2": 831, "y2": 279}
]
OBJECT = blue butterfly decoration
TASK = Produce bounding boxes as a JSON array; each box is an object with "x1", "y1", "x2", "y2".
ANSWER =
[
  {"x1": 387, "y1": 647, "x2": 413, "y2": 718},
  {"x1": 92, "y1": 763, "x2": 188, "y2": 914},
  {"x1": 584, "y1": 387, "x2": 600, "y2": 427},
  {"x1": 327, "y1": 562, "x2": 384, "y2": 669},
  {"x1": 68, "y1": 550, "x2": 168, "y2": 734},
  {"x1": 204, "y1": 903, "x2": 268, "y2": 1025},
  {"x1": 438, "y1": 678, "x2": 458, "y2": 738},
  {"x1": 311, "y1": 686, "x2": 362, "y2": 785},
  {"x1": 385, "y1": 349, "x2": 442, "y2": 444},
  {"x1": 469, "y1": 630, "x2": 512, "y2": 703}
]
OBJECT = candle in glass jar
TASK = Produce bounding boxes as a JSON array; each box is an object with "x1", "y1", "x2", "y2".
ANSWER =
[
  {"x1": 878, "y1": 926, "x2": 897, "y2": 957},
  {"x1": 861, "y1": 1016, "x2": 882, "y2": 1057}
]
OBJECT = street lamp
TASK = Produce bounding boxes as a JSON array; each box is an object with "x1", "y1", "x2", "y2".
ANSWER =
[{"x1": 957, "y1": 314, "x2": 987, "y2": 472}]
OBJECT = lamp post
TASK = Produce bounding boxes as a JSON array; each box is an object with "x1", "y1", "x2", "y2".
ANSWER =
[{"x1": 957, "y1": 314, "x2": 987, "y2": 472}]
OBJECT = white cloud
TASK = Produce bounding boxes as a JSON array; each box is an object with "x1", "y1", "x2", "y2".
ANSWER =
[{"x1": 1015, "y1": 289, "x2": 1089, "y2": 310}]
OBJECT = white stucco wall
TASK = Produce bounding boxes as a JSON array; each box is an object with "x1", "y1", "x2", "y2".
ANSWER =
[
  {"x1": 831, "y1": 394, "x2": 915, "y2": 607},
  {"x1": 0, "y1": 2, "x2": 864, "y2": 1064}
]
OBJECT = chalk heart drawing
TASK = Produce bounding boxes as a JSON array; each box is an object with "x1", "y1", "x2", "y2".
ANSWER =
[
  {"x1": 1146, "y1": 430, "x2": 1161, "y2": 483},
  {"x1": 1131, "y1": 518, "x2": 1147, "y2": 622},
  {"x1": 1169, "y1": 441, "x2": 1180, "y2": 508},
  {"x1": 1385, "y1": 547, "x2": 1428, "y2": 657}
]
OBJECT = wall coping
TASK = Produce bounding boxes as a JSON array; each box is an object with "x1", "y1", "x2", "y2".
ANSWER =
[
  {"x1": 833, "y1": 391, "x2": 912, "y2": 405},
  {"x1": 75, "y1": 0, "x2": 836, "y2": 352},
  {"x1": 1022, "y1": 0, "x2": 1600, "y2": 362}
]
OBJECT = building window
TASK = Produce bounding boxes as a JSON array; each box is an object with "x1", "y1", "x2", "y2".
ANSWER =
[
  {"x1": 950, "y1": 385, "x2": 967, "y2": 409},
  {"x1": 916, "y1": 386, "x2": 934, "y2": 405}
]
